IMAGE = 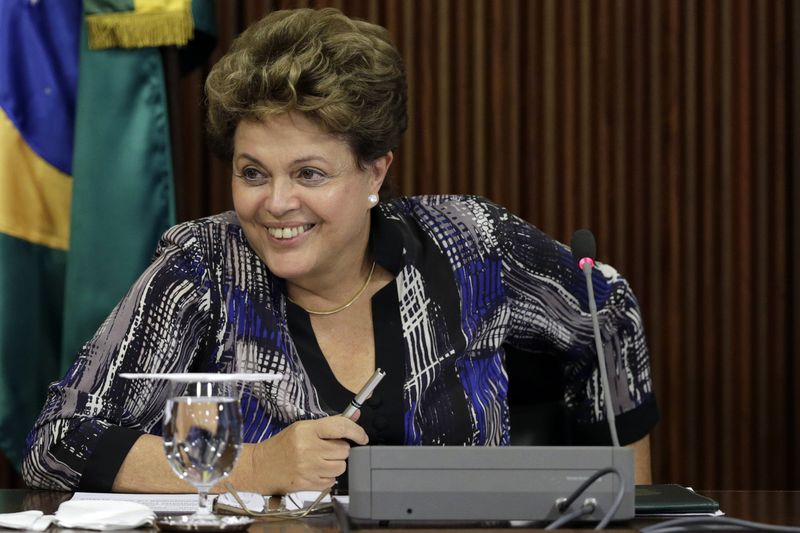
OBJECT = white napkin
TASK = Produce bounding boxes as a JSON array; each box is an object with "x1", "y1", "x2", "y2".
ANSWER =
[
  {"x1": 0, "y1": 510, "x2": 55, "y2": 531},
  {"x1": 54, "y1": 500, "x2": 155, "y2": 530}
]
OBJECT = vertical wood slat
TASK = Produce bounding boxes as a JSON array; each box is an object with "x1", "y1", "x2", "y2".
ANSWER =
[
  {"x1": 682, "y1": 0, "x2": 699, "y2": 487},
  {"x1": 719, "y1": 0, "x2": 735, "y2": 490},
  {"x1": 595, "y1": 0, "x2": 611, "y2": 256},
  {"x1": 699, "y1": 0, "x2": 718, "y2": 489},
  {"x1": 168, "y1": 0, "x2": 798, "y2": 490},
  {"x1": 781, "y1": 0, "x2": 792, "y2": 483},
  {"x1": 646, "y1": 0, "x2": 665, "y2": 483},
  {"x1": 506, "y1": 1, "x2": 520, "y2": 215},
  {"x1": 452, "y1": 1, "x2": 471, "y2": 195},
  {"x1": 578, "y1": 0, "x2": 592, "y2": 229},
  {"x1": 471, "y1": 0, "x2": 486, "y2": 198},
  {"x1": 734, "y1": 0, "x2": 753, "y2": 490},
  {"x1": 664, "y1": 0, "x2": 682, "y2": 485},
  {"x1": 436, "y1": 0, "x2": 450, "y2": 195},
  {"x1": 612, "y1": 0, "x2": 626, "y2": 268},
  {"x1": 520, "y1": 1, "x2": 542, "y2": 219},
  {"x1": 489, "y1": 0, "x2": 505, "y2": 204},
  {"x1": 542, "y1": 0, "x2": 557, "y2": 233},
  {"x1": 416, "y1": 0, "x2": 435, "y2": 195},
  {"x1": 752, "y1": 0, "x2": 769, "y2": 489},
  {"x1": 561, "y1": 0, "x2": 576, "y2": 232},
  {"x1": 790, "y1": 0, "x2": 800, "y2": 490}
]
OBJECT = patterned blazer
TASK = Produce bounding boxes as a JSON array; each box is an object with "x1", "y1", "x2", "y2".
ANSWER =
[{"x1": 22, "y1": 195, "x2": 658, "y2": 491}]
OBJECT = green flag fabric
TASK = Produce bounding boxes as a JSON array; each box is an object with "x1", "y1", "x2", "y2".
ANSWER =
[
  {"x1": 61, "y1": 0, "x2": 215, "y2": 368},
  {"x1": 0, "y1": 237, "x2": 68, "y2": 467},
  {"x1": 60, "y1": 24, "x2": 177, "y2": 368}
]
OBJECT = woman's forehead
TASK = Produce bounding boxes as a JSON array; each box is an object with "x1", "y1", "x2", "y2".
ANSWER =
[{"x1": 233, "y1": 114, "x2": 357, "y2": 167}]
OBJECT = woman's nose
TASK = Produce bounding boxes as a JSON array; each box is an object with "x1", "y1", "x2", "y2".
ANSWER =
[{"x1": 265, "y1": 177, "x2": 300, "y2": 216}]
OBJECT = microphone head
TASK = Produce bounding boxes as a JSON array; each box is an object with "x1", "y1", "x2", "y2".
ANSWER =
[{"x1": 570, "y1": 229, "x2": 597, "y2": 263}]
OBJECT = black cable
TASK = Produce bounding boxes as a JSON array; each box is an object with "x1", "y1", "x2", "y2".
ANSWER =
[{"x1": 641, "y1": 516, "x2": 800, "y2": 533}]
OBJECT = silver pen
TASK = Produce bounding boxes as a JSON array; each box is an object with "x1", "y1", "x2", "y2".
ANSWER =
[{"x1": 341, "y1": 368, "x2": 386, "y2": 419}]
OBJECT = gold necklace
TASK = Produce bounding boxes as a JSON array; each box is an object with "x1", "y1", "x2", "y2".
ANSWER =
[{"x1": 288, "y1": 261, "x2": 376, "y2": 316}]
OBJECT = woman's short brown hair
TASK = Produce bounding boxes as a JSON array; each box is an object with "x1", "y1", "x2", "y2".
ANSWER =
[{"x1": 205, "y1": 8, "x2": 407, "y2": 197}]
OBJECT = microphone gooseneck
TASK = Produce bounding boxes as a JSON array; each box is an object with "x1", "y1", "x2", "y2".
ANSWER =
[{"x1": 570, "y1": 229, "x2": 620, "y2": 447}]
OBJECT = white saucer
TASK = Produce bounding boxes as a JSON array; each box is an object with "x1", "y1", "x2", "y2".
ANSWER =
[{"x1": 155, "y1": 515, "x2": 255, "y2": 532}]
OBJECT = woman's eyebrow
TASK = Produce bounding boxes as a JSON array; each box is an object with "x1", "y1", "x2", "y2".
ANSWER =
[
  {"x1": 235, "y1": 153, "x2": 266, "y2": 167},
  {"x1": 234, "y1": 154, "x2": 331, "y2": 167},
  {"x1": 291, "y1": 155, "x2": 330, "y2": 166}
]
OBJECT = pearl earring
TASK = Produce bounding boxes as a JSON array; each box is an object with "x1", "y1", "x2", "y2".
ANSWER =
[{"x1": 368, "y1": 194, "x2": 379, "y2": 205}]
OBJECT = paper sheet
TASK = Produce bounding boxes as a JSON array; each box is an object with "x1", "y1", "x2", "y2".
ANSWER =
[
  {"x1": 71, "y1": 492, "x2": 199, "y2": 513},
  {"x1": 73, "y1": 490, "x2": 349, "y2": 514}
]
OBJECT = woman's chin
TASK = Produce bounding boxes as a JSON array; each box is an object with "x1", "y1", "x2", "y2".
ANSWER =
[{"x1": 263, "y1": 261, "x2": 311, "y2": 282}]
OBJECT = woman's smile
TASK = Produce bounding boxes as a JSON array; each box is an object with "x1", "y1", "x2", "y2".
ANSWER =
[{"x1": 266, "y1": 223, "x2": 316, "y2": 241}]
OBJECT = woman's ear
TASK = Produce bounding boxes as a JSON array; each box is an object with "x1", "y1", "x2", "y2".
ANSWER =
[{"x1": 369, "y1": 151, "x2": 394, "y2": 193}]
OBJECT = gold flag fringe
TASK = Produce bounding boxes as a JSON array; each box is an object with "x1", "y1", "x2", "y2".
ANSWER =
[{"x1": 86, "y1": 8, "x2": 193, "y2": 50}]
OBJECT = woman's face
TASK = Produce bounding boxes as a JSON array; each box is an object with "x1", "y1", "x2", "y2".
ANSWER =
[{"x1": 231, "y1": 112, "x2": 390, "y2": 285}]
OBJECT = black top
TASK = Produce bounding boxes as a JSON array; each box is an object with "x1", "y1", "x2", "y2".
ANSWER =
[{"x1": 285, "y1": 282, "x2": 406, "y2": 446}]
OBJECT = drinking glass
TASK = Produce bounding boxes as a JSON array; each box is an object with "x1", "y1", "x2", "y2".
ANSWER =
[{"x1": 163, "y1": 379, "x2": 243, "y2": 523}]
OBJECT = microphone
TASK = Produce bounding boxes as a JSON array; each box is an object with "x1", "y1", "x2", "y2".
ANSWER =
[
  {"x1": 570, "y1": 229, "x2": 620, "y2": 447},
  {"x1": 570, "y1": 228, "x2": 596, "y2": 269}
]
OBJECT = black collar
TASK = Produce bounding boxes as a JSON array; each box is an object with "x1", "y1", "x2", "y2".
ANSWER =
[{"x1": 370, "y1": 200, "x2": 419, "y2": 276}]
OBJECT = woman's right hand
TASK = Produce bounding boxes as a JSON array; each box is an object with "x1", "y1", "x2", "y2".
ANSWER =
[{"x1": 235, "y1": 414, "x2": 369, "y2": 494}]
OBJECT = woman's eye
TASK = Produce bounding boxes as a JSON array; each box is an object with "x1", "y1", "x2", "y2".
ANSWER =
[
  {"x1": 238, "y1": 167, "x2": 266, "y2": 183},
  {"x1": 298, "y1": 168, "x2": 327, "y2": 184}
]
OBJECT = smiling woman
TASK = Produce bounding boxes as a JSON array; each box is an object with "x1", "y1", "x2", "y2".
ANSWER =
[
  {"x1": 230, "y1": 113, "x2": 391, "y2": 300},
  {"x1": 22, "y1": 8, "x2": 658, "y2": 495}
]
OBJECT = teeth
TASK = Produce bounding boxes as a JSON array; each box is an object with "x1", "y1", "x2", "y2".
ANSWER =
[{"x1": 268, "y1": 225, "x2": 312, "y2": 240}]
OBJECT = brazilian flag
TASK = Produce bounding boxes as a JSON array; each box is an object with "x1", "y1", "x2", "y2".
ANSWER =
[
  {"x1": 0, "y1": 0, "x2": 210, "y2": 471},
  {"x1": 0, "y1": 0, "x2": 81, "y2": 470}
]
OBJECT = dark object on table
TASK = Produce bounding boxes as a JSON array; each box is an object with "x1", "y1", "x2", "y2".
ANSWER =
[{"x1": 635, "y1": 484, "x2": 720, "y2": 515}]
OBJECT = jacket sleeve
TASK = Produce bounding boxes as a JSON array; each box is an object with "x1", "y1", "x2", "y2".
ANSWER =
[
  {"x1": 498, "y1": 207, "x2": 658, "y2": 445},
  {"x1": 22, "y1": 223, "x2": 214, "y2": 490}
]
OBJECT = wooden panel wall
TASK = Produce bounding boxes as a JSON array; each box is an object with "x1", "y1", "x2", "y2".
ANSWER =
[{"x1": 168, "y1": 0, "x2": 800, "y2": 490}]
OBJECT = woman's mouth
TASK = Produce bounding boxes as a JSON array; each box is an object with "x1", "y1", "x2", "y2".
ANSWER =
[{"x1": 267, "y1": 224, "x2": 315, "y2": 240}]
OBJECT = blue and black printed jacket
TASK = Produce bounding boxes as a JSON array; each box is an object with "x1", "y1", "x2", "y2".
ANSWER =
[{"x1": 22, "y1": 195, "x2": 658, "y2": 491}]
